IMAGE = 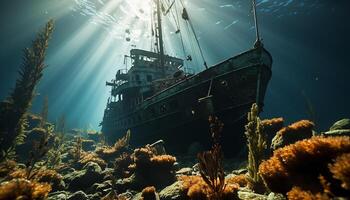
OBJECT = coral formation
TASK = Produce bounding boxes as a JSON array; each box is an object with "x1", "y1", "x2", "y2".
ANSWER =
[
  {"x1": 197, "y1": 116, "x2": 227, "y2": 200},
  {"x1": 179, "y1": 175, "x2": 239, "y2": 200},
  {"x1": 114, "y1": 152, "x2": 133, "y2": 178},
  {"x1": 95, "y1": 130, "x2": 130, "y2": 161},
  {"x1": 0, "y1": 160, "x2": 17, "y2": 178},
  {"x1": 9, "y1": 168, "x2": 63, "y2": 190},
  {"x1": 286, "y1": 187, "x2": 329, "y2": 200},
  {"x1": 70, "y1": 136, "x2": 83, "y2": 162},
  {"x1": 79, "y1": 152, "x2": 107, "y2": 169},
  {"x1": 141, "y1": 186, "x2": 157, "y2": 200},
  {"x1": 329, "y1": 153, "x2": 350, "y2": 191},
  {"x1": 0, "y1": 20, "x2": 54, "y2": 160},
  {"x1": 0, "y1": 178, "x2": 51, "y2": 200},
  {"x1": 259, "y1": 136, "x2": 350, "y2": 196},
  {"x1": 132, "y1": 146, "x2": 176, "y2": 187},
  {"x1": 261, "y1": 117, "x2": 284, "y2": 144},
  {"x1": 226, "y1": 174, "x2": 249, "y2": 187},
  {"x1": 271, "y1": 120, "x2": 314, "y2": 150},
  {"x1": 244, "y1": 103, "x2": 267, "y2": 192}
]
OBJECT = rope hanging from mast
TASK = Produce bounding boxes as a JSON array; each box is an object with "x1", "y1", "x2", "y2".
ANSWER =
[{"x1": 179, "y1": 0, "x2": 208, "y2": 69}]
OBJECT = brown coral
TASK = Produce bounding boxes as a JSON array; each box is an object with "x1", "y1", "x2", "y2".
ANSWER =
[
  {"x1": 130, "y1": 146, "x2": 176, "y2": 188},
  {"x1": 271, "y1": 120, "x2": 314, "y2": 150},
  {"x1": 141, "y1": 186, "x2": 157, "y2": 200},
  {"x1": 286, "y1": 187, "x2": 330, "y2": 200},
  {"x1": 0, "y1": 178, "x2": 51, "y2": 200},
  {"x1": 9, "y1": 168, "x2": 62, "y2": 190},
  {"x1": 150, "y1": 155, "x2": 176, "y2": 170},
  {"x1": 114, "y1": 152, "x2": 133, "y2": 178},
  {"x1": 226, "y1": 174, "x2": 249, "y2": 187},
  {"x1": 329, "y1": 153, "x2": 350, "y2": 190},
  {"x1": 0, "y1": 160, "x2": 17, "y2": 178},
  {"x1": 179, "y1": 175, "x2": 211, "y2": 199},
  {"x1": 261, "y1": 117, "x2": 284, "y2": 134},
  {"x1": 259, "y1": 136, "x2": 350, "y2": 194},
  {"x1": 179, "y1": 175, "x2": 239, "y2": 200},
  {"x1": 95, "y1": 131, "x2": 130, "y2": 161}
]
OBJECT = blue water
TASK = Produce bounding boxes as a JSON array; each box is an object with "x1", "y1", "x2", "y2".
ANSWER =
[{"x1": 0, "y1": 0, "x2": 349, "y2": 131}]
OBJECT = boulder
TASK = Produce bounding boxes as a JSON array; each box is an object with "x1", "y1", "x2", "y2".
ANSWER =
[
  {"x1": 159, "y1": 181, "x2": 184, "y2": 200},
  {"x1": 238, "y1": 190, "x2": 267, "y2": 200},
  {"x1": 175, "y1": 167, "x2": 192, "y2": 176},
  {"x1": 267, "y1": 192, "x2": 286, "y2": 200},
  {"x1": 66, "y1": 162, "x2": 104, "y2": 191}
]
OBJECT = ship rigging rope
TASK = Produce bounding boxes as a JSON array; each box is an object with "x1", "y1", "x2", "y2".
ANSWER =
[
  {"x1": 173, "y1": 1, "x2": 188, "y2": 69},
  {"x1": 150, "y1": 4, "x2": 154, "y2": 51},
  {"x1": 161, "y1": 0, "x2": 188, "y2": 69},
  {"x1": 179, "y1": 0, "x2": 208, "y2": 69}
]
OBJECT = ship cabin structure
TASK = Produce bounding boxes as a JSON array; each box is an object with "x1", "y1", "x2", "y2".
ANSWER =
[{"x1": 104, "y1": 49, "x2": 184, "y2": 131}]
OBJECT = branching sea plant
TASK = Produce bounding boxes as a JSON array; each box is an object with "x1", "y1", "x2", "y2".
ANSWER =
[
  {"x1": 0, "y1": 20, "x2": 54, "y2": 161},
  {"x1": 244, "y1": 103, "x2": 267, "y2": 192},
  {"x1": 25, "y1": 127, "x2": 52, "y2": 180},
  {"x1": 40, "y1": 96, "x2": 48, "y2": 128},
  {"x1": 71, "y1": 136, "x2": 83, "y2": 162},
  {"x1": 197, "y1": 116, "x2": 237, "y2": 200}
]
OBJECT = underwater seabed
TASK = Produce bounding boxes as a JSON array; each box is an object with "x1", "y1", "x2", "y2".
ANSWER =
[
  {"x1": 0, "y1": 20, "x2": 350, "y2": 200},
  {"x1": 0, "y1": 103, "x2": 350, "y2": 200}
]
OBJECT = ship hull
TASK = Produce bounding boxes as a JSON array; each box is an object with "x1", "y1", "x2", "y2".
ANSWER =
[{"x1": 102, "y1": 47, "x2": 272, "y2": 156}]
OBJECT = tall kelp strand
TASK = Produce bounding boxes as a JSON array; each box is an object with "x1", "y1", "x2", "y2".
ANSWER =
[{"x1": 0, "y1": 20, "x2": 54, "y2": 161}]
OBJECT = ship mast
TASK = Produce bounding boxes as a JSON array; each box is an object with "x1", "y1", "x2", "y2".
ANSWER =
[
  {"x1": 252, "y1": 0, "x2": 262, "y2": 48},
  {"x1": 156, "y1": 0, "x2": 165, "y2": 68}
]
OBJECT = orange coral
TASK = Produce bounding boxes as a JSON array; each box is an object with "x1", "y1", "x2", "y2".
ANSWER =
[
  {"x1": 179, "y1": 175, "x2": 239, "y2": 200},
  {"x1": 0, "y1": 178, "x2": 51, "y2": 200},
  {"x1": 329, "y1": 153, "x2": 350, "y2": 190},
  {"x1": 134, "y1": 147, "x2": 154, "y2": 165},
  {"x1": 95, "y1": 131, "x2": 130, "y2": 160},
  {"x1": 259, "y1": 136, "x2": 350, "y2": 194},
  {"x1": 130, "y1": 146, "x2": 176, "y2": 188},
  {"x1": 179, "y1": 175, "x2": 210, "y2": 199},
  {"x1": 150, "y1": 155, "x2": 176, "y2": 169},
  {"x1": 276, "y1": 120, "x2": 314, "y2": 137},
  {"x1": 114, "y1": 152, "x2": 133, "y2": 178},
  {"x1": 221, "y1": 183, "x2": 239, "y2": 200},
  {"x1": 286, "y1": 187, "x2": 330, "y2": 200},
  {"x1": 271, "y1": 120, "x2": 314, "y2": 150},
  {"x1": 9, "y1": 168, "x2": 62, "y2": 188},
  {"x1": 9, "y1": 168, "x2": 27, "y2": 179},
  {"x1": 0, "y1": 160, "x2": 17, "y2": 177},
  {"x1": 226, "y1": 174, "x2": 249, "y2": 187},
  {"x1": 141, "y1": 186, "x2": 157, "y2": 200},
  {"x1": 33, "y1": 169, "x2": 62, "y2": 187},
  {"x1": 133, "y1": 147, "x2": 176, "y2": 170},
  {"x1": 261, "y1": 117, "x2": 284, "y2": 134}
]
